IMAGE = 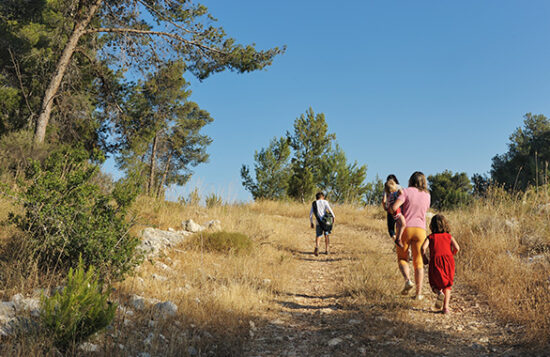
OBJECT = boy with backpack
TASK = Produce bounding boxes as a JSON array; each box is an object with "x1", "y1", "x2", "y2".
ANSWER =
[{"x1": 310, "y1": 192, "x2": 335, "y2": 256}]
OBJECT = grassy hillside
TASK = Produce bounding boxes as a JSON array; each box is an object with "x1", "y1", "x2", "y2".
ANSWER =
[{"x1": 0, "y1": 191, "x2": 548, "y2": 355}]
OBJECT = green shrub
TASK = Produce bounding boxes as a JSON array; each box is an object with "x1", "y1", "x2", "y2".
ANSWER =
[
  {"x1": 205, "y1": 193, "x2": 224, "y2": 208},
  {"x1": 40, "y1": 258, "x2": 116, "y2": 352},
  {"x1": 9, "y1": 147, "x2": 142, "y2": 280},
  {"x1": 188, "y1": 231, "x2": 253, "y2": 254}
]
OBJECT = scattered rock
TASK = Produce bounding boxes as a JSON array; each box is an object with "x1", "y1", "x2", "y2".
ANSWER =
[
  {"x1": 0, "y1": 301, "x2": 16, "y2": 321},
  {"x1": 153, "y1": 301, "x2": 178, "y2": 318},
  {"x1": 11, "y1": 295, "x2": 40, "y2": 316},
  {"x1": 187, "y1": 346, "x2": 198, "y2": 356},
  {"x1": 129, "y1": 294, "x2": 146, "y2": 310},
  {"x1": 262, "y1": 278, "x2": 272, "y2": 286},
  {"x1": 270, "y1": 319, "x2": 284, "y2": 325},
  {"x1": 249, "y1": 320, "x2": 257, "y2": 331},
  {"x1": 78, "y1": 342, "x2": 99, "y2": 352},
  {"x1": 140, "y1": 227, "x2": 191, "y2": 256},
  {"x1": 144, "y1": 332, "x2": 154, "y2": 345},
  {"x1": 152, "y1": 274, "x2": 168, "y2": 281},
  {"x1": 137, "y1": 352, "x2": 151, "y2": 357},
  {"x1": 328, "y1": 337, "x2": 343, "y2": 346},
  {"x1": 504, "y1": 218, "x2": 519, "y2": 230},
  {"x1": 156, "y1": 262, "x2": 171, "y2": 271},
  {"x1": 205, "y1": 220, "x2": 222, "y2": 231},
  {"x1": 348, "y1": 319, "x2": 362, "y2": 325},
  {"x1": 182, "y1": 219, "x2": 205, "y2": 233}
]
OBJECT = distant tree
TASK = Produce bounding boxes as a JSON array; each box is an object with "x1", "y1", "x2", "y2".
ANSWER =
[
  {"x1": 471, "y1": 173, "x2": 491, "y2": 197},
  {"x1": 491, "y1": 113, "x2": 550, "y2": 191},
  {"x1": 363, "y1": 175, "x2": 384, "y2": 205},
  {"x1": 115, "y1": 62, "x2": 212, "y2": 197},
  {"x1": 287, "y1": 108, "x2": 335, "y2": 201},
  {"x1": 428, "y1": 170, "x2": 472, "y2": 210},
  {"x1": 240, "y1": 137, "x2": 292, "y2": 200},
  {"x1": 318, "y1": 144, "x2": 368, "y2": 204}
]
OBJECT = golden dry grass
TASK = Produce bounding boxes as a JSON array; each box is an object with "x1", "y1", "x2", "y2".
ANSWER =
[
  {"x1": 446, "y1": 187, "x2": 550, "y2": 342},
  {"x1": 0, "y1": 191, "x2": 549, "y2": 355}
]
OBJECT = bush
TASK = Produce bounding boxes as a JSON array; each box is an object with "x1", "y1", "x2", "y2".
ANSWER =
[
  {"x1": 40, "y1": 258, "x2": 116, "y2": 352},
  {"x1": 188, "y1": 231, "x2": 253, "y2": 254},
  {"x1": 205, "y1": 193, "x2": 224, "y2": 208},
  {"x1": 9, "y1": 147, "x2": 142, "y2": 280}
]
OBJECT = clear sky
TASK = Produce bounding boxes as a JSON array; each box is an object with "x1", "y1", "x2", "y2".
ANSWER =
[{"x1": 103, "y1": 0, "x2": 550, "y2": 202}]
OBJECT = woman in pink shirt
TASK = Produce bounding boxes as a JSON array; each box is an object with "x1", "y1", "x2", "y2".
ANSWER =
[{"x1": 390, "y1": 171, "x2": 431, "y2": 299}]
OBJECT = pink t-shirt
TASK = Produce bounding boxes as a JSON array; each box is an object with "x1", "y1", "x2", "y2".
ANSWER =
[{"x1": 398, "y1": 187, "x2": 431, "y2": 229}]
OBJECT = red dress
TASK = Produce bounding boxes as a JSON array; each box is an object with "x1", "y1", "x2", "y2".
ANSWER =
[{"x1": 427, "y1": 233, "x2": 455, "y2": 291}]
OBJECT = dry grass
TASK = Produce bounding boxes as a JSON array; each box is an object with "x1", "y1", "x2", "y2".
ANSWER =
[
  {"x1": 447, "y1": 187, "x2": 550, "y2": 342},
  {"x1": 0, "y1": 191, "x2": 549, "y2": 354}
]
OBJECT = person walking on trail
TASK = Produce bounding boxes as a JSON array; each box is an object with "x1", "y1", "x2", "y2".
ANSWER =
[
  {"x1": 310, "y1": 192, "x2": 335, "y2": 256},
  {"x1": 382, "y1": 174, "x2": 402, "y2": 241},
  {"x1": 383, "y1": 178, "x2": 406, "y2": 248},
  {"x1": 389, "y1": 171, "x2": 431, "y2": 300},
  {"x1": 422, "y1": 214, "x2": 460, "y2": 314}
]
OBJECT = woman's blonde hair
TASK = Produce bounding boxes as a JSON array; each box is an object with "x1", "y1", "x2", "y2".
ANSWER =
[{"x1": 408, "y1": 171, "x2": 428, "y2": 192}]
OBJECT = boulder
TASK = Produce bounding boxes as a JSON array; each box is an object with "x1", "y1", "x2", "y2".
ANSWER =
[
  {"x1": 182, "y1": 219, "x2": 205, "y2": 233},
  {"x1": 129, "y1": 294, "x2": 146, "y2": 311},
  {"x1": 11, "y1": 294, "x2": 40, "y2": 316},
  {"x1": 79, "y1": 342, "x2": 99, "y2": 352},
  {"x1": 0, "y1": 302, "x2": 16, "y2": 322},
  {"x1": 153, "y1": 301, "x2": 178, "y2": 318},
  {"x1": 140, "y1": 227, "x2": 191, "y2": 256}
]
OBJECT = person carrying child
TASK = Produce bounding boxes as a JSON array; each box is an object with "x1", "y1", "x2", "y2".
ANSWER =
[
  {"x1": 422, "y1": 214, "x2": 460, "y2": 314},
  {"x1": 310, "y1": 192, "x2": 335, "y2": 256},
  {"x1": 383, "y1": 179, "x2": 406, "y2": 248},
  {"x1": 382, "y1": 175, "x2": 402, "y2": 245}
]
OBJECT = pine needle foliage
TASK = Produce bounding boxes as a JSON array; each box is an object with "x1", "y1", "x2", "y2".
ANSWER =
[{"x1": 40, "y1": 258, "x2": 116, "y2": 352}]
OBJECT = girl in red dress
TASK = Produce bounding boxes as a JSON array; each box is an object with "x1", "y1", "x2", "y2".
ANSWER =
[{"x1": 422, "y1": 214, "x2": 460, "y2": 314}]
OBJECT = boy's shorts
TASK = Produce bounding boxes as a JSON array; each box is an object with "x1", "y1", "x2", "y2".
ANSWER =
[{"x1": 316, "y1": 224, "x2": 331, "y2": 237}]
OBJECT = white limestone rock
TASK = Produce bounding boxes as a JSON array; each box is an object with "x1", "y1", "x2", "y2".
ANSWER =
[
  {"x1": 182, "y1": 219, "x2": 205, "y2": 233},
  {"x1": 153, "y1": 301, "x2": 178, "y2": 318}
]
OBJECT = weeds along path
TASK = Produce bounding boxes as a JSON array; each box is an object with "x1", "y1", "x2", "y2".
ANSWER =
[{"x1": 243, "y1": 213, "x2": 529, "y2": 357}]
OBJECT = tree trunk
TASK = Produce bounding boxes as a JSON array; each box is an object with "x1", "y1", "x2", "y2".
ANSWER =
[
  {"x1": 33, "y1": 0, "x2": 104, "y2": 145},
  {"x1": 147, "y1": 132, "x2": 158, "y2": 195},
  {"x1": 156, "y1": 154, "x2": 172, "y2": 199}
]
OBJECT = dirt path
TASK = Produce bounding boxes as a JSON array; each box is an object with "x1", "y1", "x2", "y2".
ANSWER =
[{"x1": 243, "y1": 221, "x2": 533, "y2": 357}]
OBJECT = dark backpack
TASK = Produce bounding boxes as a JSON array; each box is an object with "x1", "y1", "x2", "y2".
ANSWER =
[{"x1": 312, "y1": 201, "x2": 333, "y2": 232}]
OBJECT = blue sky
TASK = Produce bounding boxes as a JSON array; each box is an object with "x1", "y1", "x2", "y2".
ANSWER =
[{"x1": 103, "y1": 0, "x2": 550, "y2": 202}]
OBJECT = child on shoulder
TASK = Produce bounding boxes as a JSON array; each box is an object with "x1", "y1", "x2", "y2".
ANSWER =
[
  {"x1": 422, "y1": 214, "x2": 460, "y2": 314},
  {"x1": 383, "y1": 179, "x2": 405, "y2": 248}
]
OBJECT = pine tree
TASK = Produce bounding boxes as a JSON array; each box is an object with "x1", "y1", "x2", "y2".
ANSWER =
[
  {"x1": 287, "y1": 108, "x2": 335, "y2": 201},
  {"x1": 241, "y1": 137, "x2": 291, "y2": 200},
  {"x1": 20, "y1": 0, "x2": 284, "y2": 145}
]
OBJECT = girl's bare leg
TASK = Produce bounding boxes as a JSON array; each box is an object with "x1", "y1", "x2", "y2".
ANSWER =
[{"x1": 443, "y1": 288, "x2": 452, "y2": 312}]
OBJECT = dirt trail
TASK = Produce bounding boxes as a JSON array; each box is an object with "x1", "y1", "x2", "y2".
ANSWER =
[{"x1": 243, "y1": 220, "x2": 533, "y2": 357}]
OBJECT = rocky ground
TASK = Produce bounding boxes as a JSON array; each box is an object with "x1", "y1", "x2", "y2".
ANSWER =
[{"x1": 242, "y1": 222, "x2": 539, "y2": 357}]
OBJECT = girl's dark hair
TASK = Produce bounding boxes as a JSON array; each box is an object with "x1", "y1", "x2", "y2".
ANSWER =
[
  {"x1": 315, "y1": 192, "x2": 325, "y2": 200},
  {"x1": 386, "y1": 174, "x2": 399, "y2": 185},
  {"x1": 430, "y1": 214, "x2": 450, "y2": 234},
  {"x1": 408, "y1": 171, "x2": 428, "y2": 192}
]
